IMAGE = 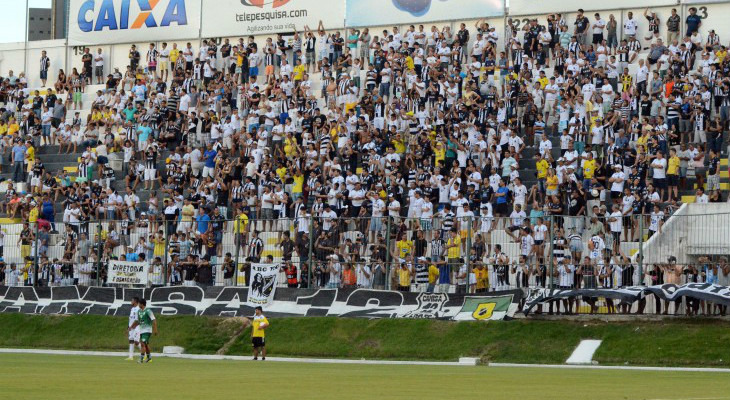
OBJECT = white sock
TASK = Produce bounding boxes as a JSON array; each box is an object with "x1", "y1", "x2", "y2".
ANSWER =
[{"x1": 129, "y1": 344, "x2": 135, "y2": 358}]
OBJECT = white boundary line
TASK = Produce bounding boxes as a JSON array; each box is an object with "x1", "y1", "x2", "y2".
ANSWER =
[
  {"x1": 0, "y1": 348, "x2": 472, "y2": 366},
  {"x1": 489, "y1": 363, "x2": 730, "y2": 373},
  {"x1": 2, "y1": 349, "x2": 729, "y2": 372}
]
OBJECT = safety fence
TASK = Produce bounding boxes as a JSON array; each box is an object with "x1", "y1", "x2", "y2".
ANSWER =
[{"x1": 2, "y1": 212, "x2": 729, "y2": 315}]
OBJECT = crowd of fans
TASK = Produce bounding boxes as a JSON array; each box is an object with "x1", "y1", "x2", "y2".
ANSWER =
[{"x1": 0, "y1": 8, "x2": 729, "y2": 306}]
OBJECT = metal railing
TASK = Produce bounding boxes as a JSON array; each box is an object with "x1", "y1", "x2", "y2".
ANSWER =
[{"x1": 2, "y1": 212, "x2": 730, "y2": 315}]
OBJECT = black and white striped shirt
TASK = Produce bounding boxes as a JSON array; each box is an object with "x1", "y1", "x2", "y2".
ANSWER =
[{"x1": 40, "y1": 56, "x2": 50, "y2": 72}]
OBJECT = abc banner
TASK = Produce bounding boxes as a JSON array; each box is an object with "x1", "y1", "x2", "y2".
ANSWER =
[
  {"x1": 247, "y1": 263, "x2": 280, "y2": 307},
  {"x1": 201, "y1": 0, "x2": 345, "y2": 38},
  {"x1": 346, "y1": 0, "x2": 504, "y2": 27},
  {"x1": 106, "y1": 260, "x2": 149, "y2": 286},
  {"x1": 69, "y1": 0, "x2": 202, "y2": 46}
]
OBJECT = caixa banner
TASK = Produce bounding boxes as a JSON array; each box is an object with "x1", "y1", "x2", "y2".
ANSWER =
[{"x1": 69, "y1": 0, "x2": 202, "y2": 46}]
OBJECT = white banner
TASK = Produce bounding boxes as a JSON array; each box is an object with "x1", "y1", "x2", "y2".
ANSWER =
[
  {"x1": 508, "y1": 0, "x2": 679, "y2": 16},
  {"x1": 201, "y1": 0, "x2": 345, "y2": 38},
  {"x1": 107, "y1": 260, "x2": 149, "y2": 285},
  {"x1": 69, "y1": 0, "x2": 202, "y2": 46},
  {"x1": 346, "y1": 0, "x2": 504, "y2": 27},
  {"x1": 247, "y1": 263, "x2": 279, "y2": 306}
]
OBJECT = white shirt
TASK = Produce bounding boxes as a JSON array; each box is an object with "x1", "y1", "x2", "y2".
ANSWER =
[
  {"x1": 623, "y1": 18, "x2": 638, "y2": 36},
  {"x1": 610, "y1": 171, "x2": 625, "y2": 192},
  {"x1": 609, "y1": 211, "x2": 623, "y2": 232},
  {"x1": 592, "y1": 18, "x2": 606, "y2": 34},
  {"x1": 652, "y1": 158, "x2": 667, "y2": 179}
]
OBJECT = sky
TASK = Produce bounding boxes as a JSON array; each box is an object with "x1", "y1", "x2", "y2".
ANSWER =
[{"x1": 0, "y1": 0, "x2": 52, "y2": 43}]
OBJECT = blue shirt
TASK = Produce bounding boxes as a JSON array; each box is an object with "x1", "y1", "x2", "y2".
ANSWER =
[
  {"x1": 12, "y1": 145, "x2": 26, "y2": 163},
  {"x1": 496, "y1": 187, "x2": 509, "y2": 204},
  {"x1": 42, "y1": 201, "x2": 54, "y2": 216},
  {"x1": 126, "y1": 252, "x2": 139, "y2": 262},
  {"x1": 438, "y1": 264, "x2": 451, "y2": 284},
  {"x1": 204, "y1": 150, "x2": 217, "y2": 168},
  {"x1": 196, "y1": 214, "x2": 211, "y2": 234},
  {"x1": 686, "y1": 15, "x2": 702, "y2": 34},
  {"x1": 137, "y1": 126, "x2": 152, "y2": 143}
]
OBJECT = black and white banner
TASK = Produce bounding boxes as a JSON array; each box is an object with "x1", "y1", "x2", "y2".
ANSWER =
[
  {"x1": 106, "y1": 261, "x2": 149, "y2": 286},
  {"x1": 523, "y1": 283, "x2": 730, "y2": 314},
  {"x1": 0, "y1": 286, "x2": 521, "y2": 321},
  {"x1": 247, "y1": 264, "x2": 279, "y2": 307}
]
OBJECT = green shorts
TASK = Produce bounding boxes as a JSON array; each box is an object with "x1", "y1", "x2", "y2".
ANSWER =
[
  {"x1": 73, "y1": 92, "x2": 83, "y2": 103},
  {"x1": 140, "y1": 333, "x2": 151, "y2": 344}
]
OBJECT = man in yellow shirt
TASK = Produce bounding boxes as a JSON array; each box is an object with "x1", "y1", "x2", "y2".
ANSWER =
[
  {"x1": 446, "y1": 230, "x2": 461, "y2": 267},
  {"x1": 397, "y1": 261, "x2": 412, "y2": 292},
  {"x1": 582, "y1": 151, "x2": 597, "y2": 190},
  {"x1": 234, "y1": 208, "x2": 249, "y2": 246},
  {"x1": 179, "y1": 198, "x2": 195, "y2": 233},
  {"x1": 667, "y1": 148, "x2": 680, "y2": 201},
  {"x1": 396, "y1": 236, "x2": 413, "y2": 259},
  {"x1": 169, "y1": 43, "x2": 180, "y2": 66},
  {"x1": 293, "y1": 60, "x2": 306, "y2": 82},
  {"x1": 426, "y1": 258, "x2": 440, "y2": 293},
  {"x1": 251, "y1": 306, "x2": 269, "y2": 360},
  {"x1": 474, "y1": 263, "x2": 489, "y2": 292}
]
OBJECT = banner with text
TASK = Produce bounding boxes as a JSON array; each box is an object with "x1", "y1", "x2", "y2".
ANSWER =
[
  {"x1": 201, "y1": 0, "x2": 345, "y2": 38},
  {"x1": 247, "y1": 264, "x2": 279, "y2": 306},
  {"x1": 346, "y1": 0, "x2": 504, "y2": 27},
  {"x1": 522, "y1": 283, "x2": 730, "y2": 315},
  {"x1": 0, "y1": 286, "x2": 520, "y2": 320},
  {"x1": 69, "y1": 0, "x2": 202, "y2": 46},
  {"x1": 106, "y1": 261, "x2": 149, "y2": 286}
]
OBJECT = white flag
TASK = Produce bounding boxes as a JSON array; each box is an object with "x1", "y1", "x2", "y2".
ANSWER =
[{"x1": 247, "y1": 263, "x2": 279, "y2": 306}]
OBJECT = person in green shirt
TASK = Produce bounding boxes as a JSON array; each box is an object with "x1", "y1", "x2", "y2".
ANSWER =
[{"x1": 128, "y1": 298, "x2": 158, "y2": 363}]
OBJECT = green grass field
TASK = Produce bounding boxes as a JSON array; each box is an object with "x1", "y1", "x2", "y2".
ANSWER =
[
  {"x1": 2, "y1": 314, "x2": 730, "y2": 366},
  {"x1": 3, "y1": 353, "x2": 730, "y2": 400}
]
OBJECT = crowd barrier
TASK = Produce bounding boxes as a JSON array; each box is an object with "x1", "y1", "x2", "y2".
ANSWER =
[{"x1": 2, "y1": 211, "x2": 729, "y2": 315}]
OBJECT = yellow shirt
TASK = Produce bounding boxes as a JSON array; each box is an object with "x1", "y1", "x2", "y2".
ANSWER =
[
  {"x1": 583, "y1": 159, "x2": 596, "y2": 179},
  {"x1": 252, "y1": 315, "x2": 269, "y2": 338},
  {"x1": 537, "y1": 76, "x2": 549, "y2": 88},
  {"x1": 393, "y1": 138, "x2": 406, "y2": 154},
  {"x1": 447, "y1": 236, "x2": 461, "y2": 258},
  {"x1": 428, "y1": 265, "x2": 440, "y2": 284},
  {"x1": 28, "y1": 208, "x2": 39, "y2": 223},
  {"x1": 284, "y1": 137, "x2": 296, "y2": 157},
  {"x1": 717, "y1": 50, "x2": 727, "y2": 64},
  {"x1": 546, "y1": 175, "x2": 559, "y2": 191},
  {"x1": 396, "y1": 240, "x2": 413, "y2": 259},
  {"x1": 667, "y1": 155, "x2": 680, "y2": 175},
  {"x1": 474, "y1": 267, "x2": 488, "y2": 289},
  {"x1": 0, "y1": 123, "x2": 7, "y2": 135},
  {"x1": 536, "y1": 159, "x2": 549, "y2": 179},
  {"x1": 292, "y1": 175, "x2": 304, "y2": 194},
  {"x1": 153, "y1": 238, "x2": 166, "y2": 257},
  {"x1": 275, "y1": 167, "x2": 287, "y2": 181},
  {"x1": 293, "y1": 64, "x2": 306, "y2": 81},
  {"x1": 398, "y1": 267, "x2": 411, "y2": 287},
  {"x1": 234, "y1": 213, "x2": 249, "y2": 234},
  {"x1": 181, "y1": 204, "x2": 195, "y2": 222},
  {"x1": 405, "y1": 56, "x2": 414, "y2": 71},
  {"x1": 8, "y1": 123, "x2": 19, "y2": 135},
  {"x1": 169, "y1": 49, "x2": 180, "y2": 63},
  {"x1": 26, "y1": 146, "x2": 35, "y2": 162},
  {"x1": 433, "y1": 145, "x2": 445, "y2": 167}
]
